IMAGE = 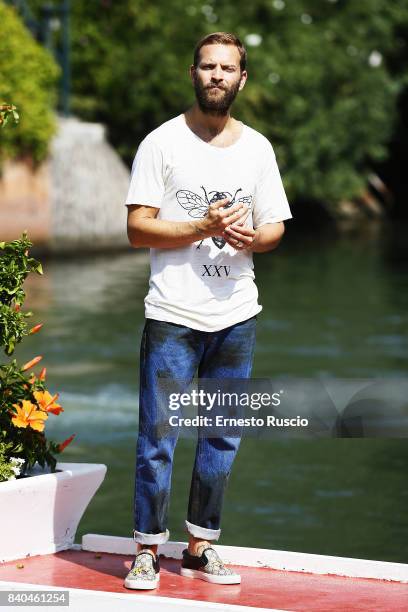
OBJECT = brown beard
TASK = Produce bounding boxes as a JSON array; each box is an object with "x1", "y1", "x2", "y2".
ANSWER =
[{"x1": 193, "y1": 75, "x2": 241, "y2": 116}]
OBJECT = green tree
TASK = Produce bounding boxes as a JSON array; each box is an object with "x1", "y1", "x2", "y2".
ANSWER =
[
  {"x1": 0, "y1": 1, "x2": 59, "y2": 169},
  {"x1": 10, "y1": 0, "x2": 408, "y2": 205},
  {"x1": 67, "y1": 0, "x2": 408, "y2": 204}
]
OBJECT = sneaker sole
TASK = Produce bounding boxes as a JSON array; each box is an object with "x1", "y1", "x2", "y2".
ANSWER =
[
  {"x1": 124, "y1": 576, "x2": 160, "y2": 590},
  {"x1": 180, "y1": 567, "x2": 241, "y2": 584}
]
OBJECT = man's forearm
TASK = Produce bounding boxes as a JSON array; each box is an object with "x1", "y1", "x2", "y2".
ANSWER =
[
  {"x1": 128, "y1": 217, "x2": 206, "y2": 249},
  {"x1": 249, "y1": 223, "x2": 285, "y2": 253},
  {"x1": 128, "y1": 199, "x2": 249, "y2": 249}
]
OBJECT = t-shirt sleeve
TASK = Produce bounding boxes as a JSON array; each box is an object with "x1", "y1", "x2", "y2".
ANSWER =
[
  {"x1": 125, "y1": 137, "x2": 165, "y2": 208},
  {"x1": 252, "y1": 143, "x2": 292, "y2": 228}
]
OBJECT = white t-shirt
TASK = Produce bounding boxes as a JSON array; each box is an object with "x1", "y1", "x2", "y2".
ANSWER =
[{"x1": 125, "y1": 113, "x2": 292, "y2": 332}]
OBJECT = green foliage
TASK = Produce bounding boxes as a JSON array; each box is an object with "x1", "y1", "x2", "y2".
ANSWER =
[
  {"x1": 66, "y1": 0, "x2": 204, "y2": 161},
  {"x1": 0, "y1": 1, "x2": 59, "y2": 168},
  {"x1": 9, "y1": 0, "x2": 408, "y2": 204},
  {"x1": 0, "y1": 103, "x2": 19, "y2": 128},
  {"x1": 50, "y1": 0, "x2": 408, "y2": 204},
  {"x1": 226, "y1": 0, "x2": 407, "y2": 202},
  {"x1": 0, "y1": 442, "x2": 25, "y2": 481},
  {"x1": 0, "y1": 233, "x2": 42, "y2": 355},
  {"x1": 0, "y1": 234, "x2": 74, "y2": 481}
]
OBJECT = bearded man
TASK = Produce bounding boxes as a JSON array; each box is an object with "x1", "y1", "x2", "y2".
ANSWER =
[{"x1": 124, "y1": 31, "x2": 292, "y2": 590}]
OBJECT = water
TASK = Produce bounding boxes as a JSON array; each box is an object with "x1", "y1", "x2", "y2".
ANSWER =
[{"x1": 11, "y1": 223, "x2": 408, "y2": 562}]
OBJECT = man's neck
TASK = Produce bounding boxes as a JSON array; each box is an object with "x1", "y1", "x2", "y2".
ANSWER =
[{"x1": 184, "y1": 103, "x2": 234, "y2": 138}]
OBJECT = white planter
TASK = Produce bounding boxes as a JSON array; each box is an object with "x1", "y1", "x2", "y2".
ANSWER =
[{"x1": 0, "y1": 462, "x2": 107, "y2": 563}]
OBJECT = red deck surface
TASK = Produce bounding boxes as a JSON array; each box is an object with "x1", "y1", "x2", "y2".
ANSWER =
[{"x1": 0, "y1": 549, "x2": 407, "y2": 611}]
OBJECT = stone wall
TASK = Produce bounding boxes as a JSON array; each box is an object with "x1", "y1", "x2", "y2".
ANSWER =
[
  {"x1": 0, "y1": 116, "x2": 130, "y2": 252},
  {"x1": 0, "y1": 158, "x2": 51, "y2": 246}
]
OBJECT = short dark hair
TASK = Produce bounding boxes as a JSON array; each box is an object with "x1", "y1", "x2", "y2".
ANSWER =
[{"x1": 193, "y1": 32, "x2": 247, "y2": 73}]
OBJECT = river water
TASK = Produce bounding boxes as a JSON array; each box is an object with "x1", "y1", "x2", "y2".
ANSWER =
[{"x1": 14, "y1": 223, "x2": 408, "y2": 562}]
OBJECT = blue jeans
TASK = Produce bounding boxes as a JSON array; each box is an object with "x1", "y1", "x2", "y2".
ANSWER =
[{"x1": 133, "y1": 315, "x2": 257, "y2": 545}]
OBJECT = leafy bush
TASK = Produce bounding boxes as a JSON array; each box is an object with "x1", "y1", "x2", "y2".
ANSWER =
[
  {"x1": 0, "y1": 233, "x2": 75, "y2": 481},
  {"x1": 0, "y1": 1, "x2": 59, "y2": 169},
  {"x1": 0, "y1": 233, "x2": 42, "y2": 354}
]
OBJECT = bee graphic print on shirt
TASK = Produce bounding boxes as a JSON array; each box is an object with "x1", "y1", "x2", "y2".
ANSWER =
[{"x1": 176, "y1": 185, "x2": 253, "y2": 250}]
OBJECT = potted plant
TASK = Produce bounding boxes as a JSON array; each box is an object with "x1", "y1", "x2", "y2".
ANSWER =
[
  {"x1": 0, "y1": 103, "x2": 106, "y2": 562},
  {"x1": 0, "y1": 231, "x2": 74, "y2": 475},
  {"x1": 0, "y1": 175, "x2": 107, "y2": 563}
]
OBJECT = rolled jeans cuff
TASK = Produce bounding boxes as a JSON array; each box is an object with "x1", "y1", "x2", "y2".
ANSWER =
[
  {"x1": 185, "y1": 520, "x2": 221, "y2": 541},
  {"x1": 133, "y1": 528, "x2": 170, "y2": 545}
]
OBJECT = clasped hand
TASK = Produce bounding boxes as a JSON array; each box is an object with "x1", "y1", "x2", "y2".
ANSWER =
[{"x1": 200, "y1": 197, "x2": 256, "y2": 251}]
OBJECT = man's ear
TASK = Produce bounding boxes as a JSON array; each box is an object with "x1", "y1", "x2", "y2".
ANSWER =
[{"x1": 239, "y1": 70, "x2": 248, "y2": 91}]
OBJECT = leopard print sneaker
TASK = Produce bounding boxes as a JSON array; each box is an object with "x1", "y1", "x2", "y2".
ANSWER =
[
  {"x1": 180, "y1": 544, "x2": 241, "y2": 584},
  {"x1": 124, "y1": 550, "x2": 160, "y2": 590}
]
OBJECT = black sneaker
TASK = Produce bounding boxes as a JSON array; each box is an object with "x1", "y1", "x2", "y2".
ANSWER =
[
  {"x1": 180, "y1": 544, "x2": 241, "y2": 584},
  {"x1": 124, "y1": 550, "x2": 160, "y2": 590}
]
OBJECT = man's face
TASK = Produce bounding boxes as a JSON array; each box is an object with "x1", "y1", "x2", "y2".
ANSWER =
[{"x1": 190, "y1": 44, "x2": 247, "y2": 116}]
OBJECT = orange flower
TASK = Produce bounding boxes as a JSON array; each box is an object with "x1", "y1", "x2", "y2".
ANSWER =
[
  {"x1": 58, "y1": 433, "x2": 76, "y2": 452},
  {"x1": 29, "y1": 323, "x2": 43, "y2": 335},
  {"x1": 38, "y1": 367, "x2": 47, "y2": 381},
  {"x1": 11, "y1": 400, "x2": 48, "y2": 432},
  {"x1": 21, "y1": 356, "x2": 43, "y2": 372},
  {"x1": 33, "y1": 390, "x2": 64, "y2": 415}
]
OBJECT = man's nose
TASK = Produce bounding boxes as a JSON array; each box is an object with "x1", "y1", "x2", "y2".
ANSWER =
[{"x1": 211, "y1": 65, "x2": 224, "y2": 81}]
